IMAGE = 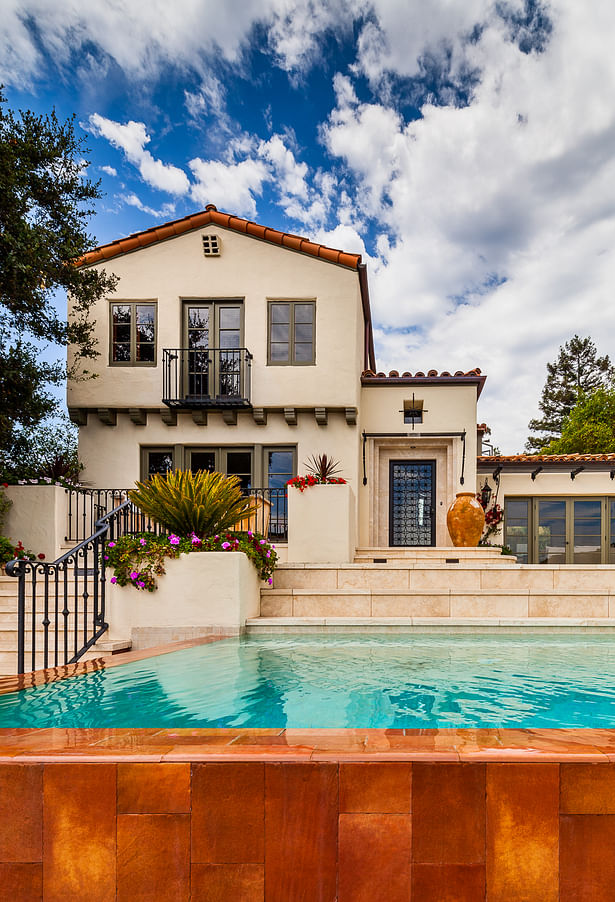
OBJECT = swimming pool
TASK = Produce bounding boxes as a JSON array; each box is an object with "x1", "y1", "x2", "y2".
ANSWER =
[{"x1": 2, "y1": 632, "x2": 615, "y2": 728}]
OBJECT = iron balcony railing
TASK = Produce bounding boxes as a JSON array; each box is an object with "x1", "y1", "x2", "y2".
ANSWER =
[
  {"x1": 162, "y1": 347, "x2": 252, "y2": 408},
  {"x1": 66, "y1": 487, "x2": 288, "y2": 544},
  {"x1": 7, "y1": 499, "x2": 134, "y2": 674}
]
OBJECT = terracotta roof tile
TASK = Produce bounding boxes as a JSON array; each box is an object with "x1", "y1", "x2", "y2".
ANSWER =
[
  {"x1": 75, "y1": 205, "x2": 362, "y2": 270},
  {"x1": 477, "y1": 453, "x2": 615, "y2": 463},
  {"x1": 361, "y1": 368, "x2": 487, "y2": 397}
]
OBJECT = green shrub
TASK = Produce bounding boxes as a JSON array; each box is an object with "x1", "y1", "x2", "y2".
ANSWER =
[
  {"x1": 128, "y1": 469, "x2": 255, "y2": 537},
  {"x1": 0, "y1": 536, "x2": 37, "y2": 566}
]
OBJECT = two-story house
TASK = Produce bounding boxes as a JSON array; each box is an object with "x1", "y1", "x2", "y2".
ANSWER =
[{"x1": 70, "y1": 204, "x2": 483, "y2": 555}]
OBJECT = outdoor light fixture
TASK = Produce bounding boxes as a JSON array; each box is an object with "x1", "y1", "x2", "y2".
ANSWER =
[{"x1": 480, "y1": 480, "x2": 492, "y2": 507}]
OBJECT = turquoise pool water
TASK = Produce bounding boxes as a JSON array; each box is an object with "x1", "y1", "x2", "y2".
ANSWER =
[{"x1": 2, "y1": 633, "x2": 615, "y2": 729}]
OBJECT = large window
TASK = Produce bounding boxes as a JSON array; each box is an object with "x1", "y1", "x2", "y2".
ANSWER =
[
  {"x1": 110, "y1": 302, "x2": 156, "y2": 365},
  {"x1": 185, "y1": 447, "x2": 252, "y2": 490},
  {"x1": 268, "y1": 301, "x2": 315, "y2": 365},
  {"x1": 505, "y1": 497, "x2": 614, "y2": 564},
  {"x1": 266, "y1": 448, "x2": 294, "y2": 541}
]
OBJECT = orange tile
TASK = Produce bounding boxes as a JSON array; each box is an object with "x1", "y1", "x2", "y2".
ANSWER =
[
  {"x1": 411, "y1": 864, "x2": 486, "y2": 901},
  {"x1": 486, "y1": 764, "x2": 558, "y2": 902},
  {"x1": 265, "y1": 763, "x2": 337, "y2": 902},
  {"x1": 42, "y1": 763, "x2": 116, "y2": 902},
  {"x1": 338, "y1": 813, "x2": 411, "y2": 902},
  {"x1": 0, "y1": 765, "x2": 42, "y2": 861},
  {"x1": 191, "y1": 864, "x2": 264, "y2": 901},
  {"x1": 191, "y1": 763, "x2": 264, "y2": 863},
  {"x1": 560, "y1": 763, "x2": 615, "y2": 813},
  {"x1": 560, "y1": 814, "x2": 615, "y2": 901},
  {"x1": 412, "y1": 763, "x2": 485, "y2": 864},
  {"x1": 117, "y1": 814, "x2": 190, "y2": 902},
  {"x1": 117, "y1": 763, "x2": 190, "y2": 813},
  {"x1": 339, "y1": 762, "x2": 411, "y2": 812},
  {"x1": 0, "y1": 862, "x2": 42, "y2": 901}
]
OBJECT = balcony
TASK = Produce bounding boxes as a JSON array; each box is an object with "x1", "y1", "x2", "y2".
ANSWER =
[{"x1": 162, "y1": 347, "x2": 252, "y2": 409}]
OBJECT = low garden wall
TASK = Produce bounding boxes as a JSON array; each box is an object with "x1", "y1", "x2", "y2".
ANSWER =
[
  {"x1": 287, "y1": 483, "x2": 356, "y2": 563},
  {"x1": 3, "y1": 485, "x2": 67, "y2": 561},
  {"x1": 105, "y1": 552, "x2": 261, "y2": 647}
]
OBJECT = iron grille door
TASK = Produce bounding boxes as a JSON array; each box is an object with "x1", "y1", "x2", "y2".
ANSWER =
[{"x1": 389, "y1": 460, "x2": 436, "y2": 546}]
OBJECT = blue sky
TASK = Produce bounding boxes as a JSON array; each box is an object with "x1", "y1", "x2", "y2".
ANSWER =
[{"x1": 4, "y1": 0, "x2": 615, "y2": 451}]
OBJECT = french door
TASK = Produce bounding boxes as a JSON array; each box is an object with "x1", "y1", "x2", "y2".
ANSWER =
[
  {"x1": 183, "y1": 302, "x2": 243, "y2": 399},
  {"x1": 389, "y1": 460, "x2": 436, "y2": 546}
]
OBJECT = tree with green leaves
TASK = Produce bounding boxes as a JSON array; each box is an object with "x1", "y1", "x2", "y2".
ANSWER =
[
  {"x1": 0, "y1": 89, "x2": 116, "y2": 454},
  {"x1": 526, "y1": 336, "x2": 614, "y2": 451},
  {"x1": 543, "y1": 388, "x2": 615, "y2": 454}
]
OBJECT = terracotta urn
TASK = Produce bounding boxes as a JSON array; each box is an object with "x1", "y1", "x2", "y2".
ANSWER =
[{"x1": 446, "y1": 492, "x2": 485, "y2": 547}]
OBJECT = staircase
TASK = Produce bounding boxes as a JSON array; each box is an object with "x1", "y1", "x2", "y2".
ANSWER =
[
  {"x1": 0, "y1": 574, "x2": 131, "y2": 675},
  {"x1": 249, "y1": 547, "x2": 615, "y2": 632}
]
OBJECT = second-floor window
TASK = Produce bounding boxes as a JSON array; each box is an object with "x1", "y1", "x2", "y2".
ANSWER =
[
  {"x1": 268, "y1": 300, "x2": 315, "y2": 365},
  {"x1": 110, "y1": 302, "x2": 157, "y2": 365}
]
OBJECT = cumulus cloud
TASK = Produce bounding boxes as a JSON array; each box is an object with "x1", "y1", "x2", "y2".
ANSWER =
[
  {"x1": 121, "y1": 193, "x2": 176, "y2": 218},
  {"x1": 88, "y1": 114, "x2": 190, "y2": 195},
  {"x1": 189, "y1": 157, "x2": 270, "y2": 218},
  {"x1": 100, "y1": 165, "x2": 117, "y2": 177}
]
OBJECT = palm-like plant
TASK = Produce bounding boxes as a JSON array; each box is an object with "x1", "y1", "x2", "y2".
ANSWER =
[
  {"x1": 129, "y1": 470, "x2": 255, "y2": 537},
  {"x1": 304, "y1": 453, "x2": 343, "y2": 481}
]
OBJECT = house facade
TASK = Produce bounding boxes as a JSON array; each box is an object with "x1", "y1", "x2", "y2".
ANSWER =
[{"x1": 69, "y1": 205, "x2": 615, "y2": 562}]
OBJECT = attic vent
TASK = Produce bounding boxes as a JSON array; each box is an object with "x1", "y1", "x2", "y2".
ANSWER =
[{"x1": 202, "y1": 234, "x2": 221, "y2": 256}]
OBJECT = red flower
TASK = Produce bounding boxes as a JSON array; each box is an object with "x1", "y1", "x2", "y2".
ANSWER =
[
  {"x1": 1, "y1": 483, "x2": 7, "y2": 488},
  {"x1": 38, "y1": 553, "x2": 46, "y2": 560}
]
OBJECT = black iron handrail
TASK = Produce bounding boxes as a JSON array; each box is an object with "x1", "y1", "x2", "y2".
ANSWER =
[
  {"x1": 162, "y1": 347, "x2": 252, "y2": 408},
  {"x1": 6, "y1": 499, "x2": 132, "y2": 674},
  {"x1": 65, "y1": 486, "x2": 288, "y2": 543}
]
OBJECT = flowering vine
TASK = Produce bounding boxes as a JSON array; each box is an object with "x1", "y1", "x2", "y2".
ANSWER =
[{"x1": 105, "y1": 530, "x2": 277, "y2": 592}]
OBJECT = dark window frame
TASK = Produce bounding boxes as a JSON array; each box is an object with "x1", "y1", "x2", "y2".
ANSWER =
[
  {"x1": 504, "y1": 495, "x2": 611, "y2": 564},
  {"x1": 109, "y1": 300, "x2": 157, "y2": 367},
  {"x1": 267, "y1": 299, "x2": 316, "y2": 366}
]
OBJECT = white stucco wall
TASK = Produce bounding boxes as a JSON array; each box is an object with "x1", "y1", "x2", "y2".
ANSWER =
[{"x1": 68, "y1": 223, "x2": 364, "y2": 411}]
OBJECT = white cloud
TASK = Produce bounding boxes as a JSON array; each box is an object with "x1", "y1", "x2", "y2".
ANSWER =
[
  {"x1": 189, "y1": 157, "x2": 270, "y2": 217},
  {"x1": 120, "y1": 193, "x2": 176, "y2": 219},
  {"x1": 100, "y1": 165, "x2": 117, "y2": 177},
  {"x1": 87, "y1": 114, "x2": 190, "y2": 195}
]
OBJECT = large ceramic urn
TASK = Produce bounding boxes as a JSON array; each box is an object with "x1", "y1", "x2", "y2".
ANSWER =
[{"x1": 446, "y1": 492, "x2": 485, "y2": 547}]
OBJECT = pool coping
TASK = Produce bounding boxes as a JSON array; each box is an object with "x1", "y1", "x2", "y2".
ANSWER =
[{"x1": 2, "y1": 636, "x2": 615, "y2": 764}]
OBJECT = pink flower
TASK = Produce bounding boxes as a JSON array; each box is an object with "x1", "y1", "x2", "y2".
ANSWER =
[
  {"x1": 137, "y1": 581, "x2": 146, "y2": 588},
  {"x1": 191, "y1": 534, "x2": 202, "y2": 545},
  {"x1": 259, "y1": 539, "x2": 266, "y2": 545},
  {"x1": 130, "y1": 571, "x2": 139, "y2": 580},
  {"x1": 221, "y1": 542, "x2": 231, "y2": 549},
  {"x1": 168, "y1": 534, "x2": 180, "y2": 545},
  {"x1": 104, "y1": 555, "x2": 109, "y2": 561},
  {"x1": 268, "y1": 578, "x2": 273, "y2": 585},
  {"x1": 110, "y1": 576, "x2": 117, "y2": 584},
  {"x1": 108, "y1": 541, "x2": 116, "y2": 548},
  {"x1": 139, "y1": 538, "x2": 147, "y2": 546}
]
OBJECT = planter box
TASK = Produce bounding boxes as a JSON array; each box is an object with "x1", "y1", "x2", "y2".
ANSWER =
[
  {"x1": 106, "y1": 551, "x2": 260, "y2": 648},
  {"x1": 287, "y1": 483, "x2": 356, "y2": 563},
  {"x1": 3, "y1": 485, "x2": 68, "y2": 561}
]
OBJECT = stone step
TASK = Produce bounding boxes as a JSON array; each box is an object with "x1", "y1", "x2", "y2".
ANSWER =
[
  {"x1": 259, "y1": 588, "x2": 615, "y2": 619},
  {"x1": 246, "y1": 616, "x2": 615, "y2": 633},
  {"x1": 354, "y1": 546, "x2": 516, "y2": 564}
]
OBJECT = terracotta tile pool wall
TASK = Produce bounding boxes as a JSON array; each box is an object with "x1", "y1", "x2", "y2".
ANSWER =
[{"x1": 2, "y1": 753, "x2": 615, "y2": 900}]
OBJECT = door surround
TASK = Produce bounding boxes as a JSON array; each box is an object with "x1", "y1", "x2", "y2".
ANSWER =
[{"x1": 367, "y1": 437, "x2": 459, "y2": 547}]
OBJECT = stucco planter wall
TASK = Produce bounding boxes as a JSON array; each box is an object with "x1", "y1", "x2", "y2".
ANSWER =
[
  {"x1": 106, "y1": 551, "x2": 261, "y2": 648},
  {"x1": 287, "y1": 483, "x2": 356, "y2": 563},
  {"x1": 3, "y1": 485, "x2": 68, "y2": 561}
]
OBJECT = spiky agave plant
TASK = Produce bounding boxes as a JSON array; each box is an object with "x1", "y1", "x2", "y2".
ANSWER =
[
  {"x1": 128, "y1": 470, "x2": 256, "y2": 537},
  {"x1": 303, "y1": 453, "x2": 343, "y2": 482}
]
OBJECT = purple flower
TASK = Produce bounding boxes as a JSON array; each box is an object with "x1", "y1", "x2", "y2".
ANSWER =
[
  {"x1": 130, "y1": 570, "x2": 139, "y2": 580},
  {"x1": 268, "y1": 578, "x2": 273, "y2": 585},
  {"x1": 259, "y1": 539, "x2": 266, "y2": 545},
  {"x1": 247, "y1": 530, "x2": 253, "y2": 537},
  {"x1": 110, "y1": 576, "x2": 117, "y2": 584},
  {"x1": 104, "y1": 555, "x2": 109, "y2": 561},
  {"x1": 139, "y1": 538, "x2": 147, "y2": 546},
  {"x1": 221, "y1": 541, "x2": 231, "y2": 550},
  {"x1": 266, "y1": 551, "x2": 271, "y2": 558},
  {"x1": 137, "y1": 581, "x2": 146, "y2": 589},
  {"x1": 191, "y1": 535, "x2": 202, "y2": 545},
  {"x1": 168, "y1": 534, "x2": 180, "y2": 545},
  {"x1": 108, "y1": 541, "x2": 116, "y2": 548}
]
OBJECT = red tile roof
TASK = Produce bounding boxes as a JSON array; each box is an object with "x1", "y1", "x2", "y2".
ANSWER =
[
  {"x1": 75, "y1": 204, "x2": 362, "y2": 270},
  {"x1": 477, "y1": 453, "x2": 615, "y2": 464},
  {"x1": 361, "y1": 368, "x2": 487, "y2": 397}
]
